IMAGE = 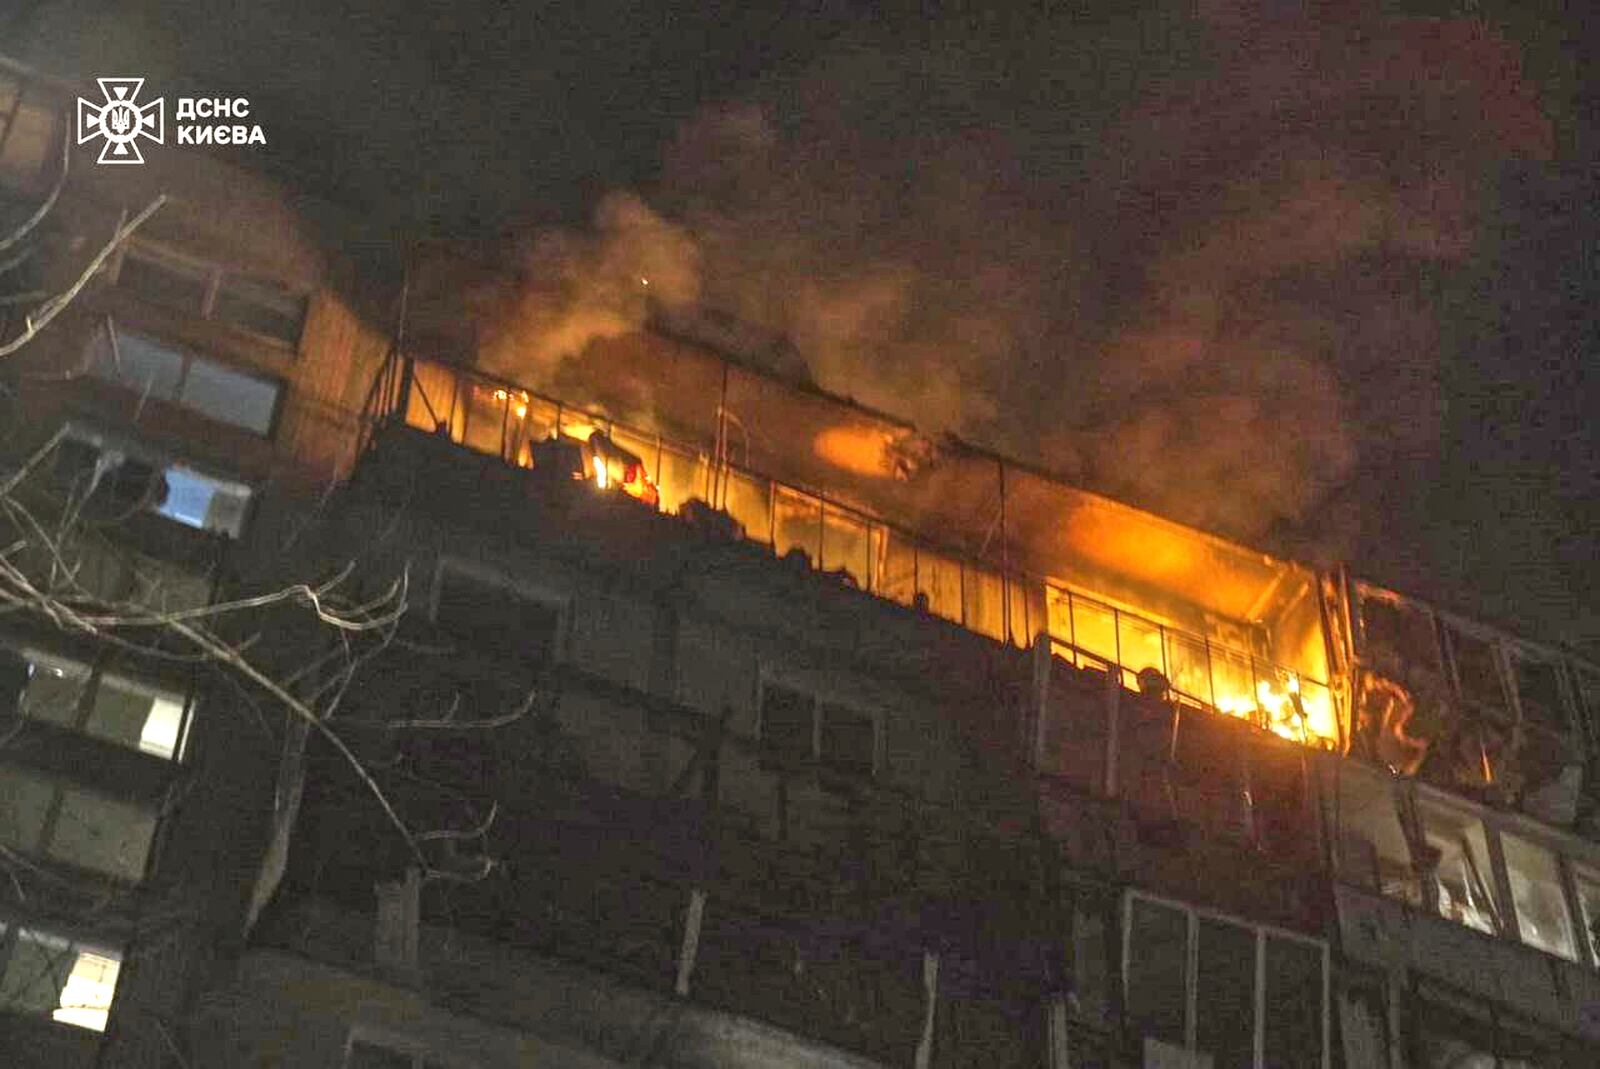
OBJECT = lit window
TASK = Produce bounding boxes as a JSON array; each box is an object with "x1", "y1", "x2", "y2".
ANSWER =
[
  {"x1": 7, "y1": 646, "x2": 193, "y2": 762},
  {"x1": 0, "y1": 927, "x2": 122, "y2": 1032},
  {"x1": 153, "y1": 464, "x2": 253, "y2": 536},
  {"x1": 1329, "y1": 766, "x2": 1420, "y2": 906},
  {"x1": 57, "y1": 428, "x2": 254, "y2": 538},
  {"x1": 90, "y1": 327, "x2": 282, "y2": 435},
  {"x1": 1500, "y1": 833, "x2": 1577, "y2": 961},
  {"x1": 1417, "y1": 798, "x2": 1499, "y2": 936}
]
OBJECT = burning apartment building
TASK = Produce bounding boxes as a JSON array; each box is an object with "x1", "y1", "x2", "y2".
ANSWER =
[{"x1": 1, "y1": 55, "x2": 1599, "y2": 1069}]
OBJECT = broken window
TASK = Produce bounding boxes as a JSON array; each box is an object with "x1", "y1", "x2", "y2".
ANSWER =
[
  {"x1": 1358, "y1": 591, "x2": 1442, "y2": 674},
  {"x1": 0, "y1": 764, "x2": 157, "y2": 882},
  {"x1": 1499, "y1": 833, "x2": 1577, "y2": 961},
  {"x1": 1445, "y1": 625, "x2": 1510, "y2": 718},
  {"x1": 1123, "y1": 891, "x2": 1328, "y2": 1069},
  {"x1": 1329, "y1": 764, "x2": 1419, "y2": 906},
  {"x1": 1416, "y1": 797, "x2": 1499, "y2": 935},
  {"x1": 0, "y1": 925, "x2": 122, "y2": 1032}
]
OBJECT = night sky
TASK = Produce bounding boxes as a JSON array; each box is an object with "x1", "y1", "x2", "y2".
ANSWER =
[{"x1": 10, "y1": 0, "x2": 1598, "y2": 653}]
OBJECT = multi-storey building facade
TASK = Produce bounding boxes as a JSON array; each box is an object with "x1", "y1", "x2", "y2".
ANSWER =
[{"x1": 2, "y1": 57, "x2": 1598, "y2": 1069}]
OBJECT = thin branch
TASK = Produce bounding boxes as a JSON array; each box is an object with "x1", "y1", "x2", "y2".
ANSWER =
[{"x1": 0, "y1": 195, "x2": 168, "y2": 360}]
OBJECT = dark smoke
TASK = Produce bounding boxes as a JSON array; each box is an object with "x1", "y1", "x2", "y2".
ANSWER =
[{"x1": 476, "y1": 4, "x2": 1551, "y2": 552}]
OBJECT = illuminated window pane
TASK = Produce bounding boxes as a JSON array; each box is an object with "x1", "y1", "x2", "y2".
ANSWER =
[
  {"x1": 656, "y1": 444, "x2": 709, "y2": 516},
  {"x1": 48, "y1": 788, "x2": 157, "y2": 882},
  {"x1": 52, "y1": 950, "x2": 120, "y2": 1032},
  {"x1": 404, "y1": 361, "x2": 459, "y2": 434},
  {"x1": 721, "y1": 471, "x2": 771, "y2": 546},
  {"x1": 1071, "y1": 597, "x2": 1117, "y2": 667},
  {"x1": 1210, "y1": 647, "x2": 1256, "y2": 721},
  {"x1": 1007, "y1": 578, "x2": 1043, "y2": 647},
  {"x1": 1417, "y1": 799, "x2": 1498, "y2": 935},
  {"x1": 458, "y1": 382, "x2": 508, "y2": 457},
  {"x1": 1165, "y1": 631, "x2": 1213, "y2": 706},
  {"x1": 961, "y1": 566, "x2": 1005, "y2": 642},
  {"x1": 1118, "y1": 612, "x2": 1165, "y2": 690},
  {"x1": 772, "y1": 487, "x2": 821, "y2": 567},
  {"x1": 877, "y1": 532, "x2": 917, "y2": 606},
  {"x1": 1500, "y1": 833, "x2": 1577, "y2": 961},
  {"x1": 917, "y1": 547, "x2": 963, "y2": 624},
  {"x1": 152, "y1": 465, "x2": 253, "y2": 537},
  {"x1": 1, "y1": 930, "x2": 76, "y2": 1018},
  {"x1": 820, "y1": 506, "x2": 871, "y2": 590},
  {"x1": 84, "y1": 675, "x2": 187, "y2": 761}
]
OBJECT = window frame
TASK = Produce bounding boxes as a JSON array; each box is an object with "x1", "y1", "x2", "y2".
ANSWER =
[
  {"x1": 111, "y1": 239, "x2": 309, "y2": 350},
  {"x1": 90, "y1": 325, "x2": 285, "y2": 438},
  {"x1": 428, "y1": 558, "x2": 570, "y2": 668},
  {"x1": 0, "y1": 761, "x2": 160, "y2": 884},
  {"x1": 755, "y1": 670, "x2": 883, "y2": 779},
  {"x1": 1120, "y1": 888, "x2": 1331, "y2": 1069},
  {"x1": 0, "y1": 920, "x2": 123, "y2": 1033}
]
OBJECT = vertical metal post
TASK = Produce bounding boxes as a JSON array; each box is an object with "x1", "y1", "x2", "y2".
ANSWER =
[
  {"x1": 999, "y1": 458, "x2": 1011, "y2": 643},
  {"x1": 675, "y1": 887, "x2": 708, "y2": 997}
]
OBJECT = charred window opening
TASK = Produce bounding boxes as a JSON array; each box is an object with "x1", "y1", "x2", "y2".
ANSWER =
[
  {"x1": 1358, "y1": 593, "x2": 1443, "y2": 674},
  {"x1": 1445, "y1": 626, "x2": 1509, "y2": 717}
]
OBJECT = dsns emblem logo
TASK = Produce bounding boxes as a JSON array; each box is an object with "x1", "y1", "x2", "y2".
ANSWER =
[{"x1": 76, "y1": 78, "x2": 164, "y2": 164}]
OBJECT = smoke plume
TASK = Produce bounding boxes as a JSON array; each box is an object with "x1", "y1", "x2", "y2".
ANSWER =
[{"x1": 472, "y1": 4, "x2": 1550, "y2": 550}]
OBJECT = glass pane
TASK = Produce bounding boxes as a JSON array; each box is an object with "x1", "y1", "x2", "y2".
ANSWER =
[
  {"x1": 455, "y1": 381, "x2": 507, "y2": 457},
  {"x1": 1118, "y1": 612, "x2": 1165, "y2": 691},
  {"x1": 1358, "y1": 592, "x2": 1442, "y2": 674},
  {"x1": 116, "y1": 248, "x2": 210, "y2": 314},
  {"x1": 0, "y1": 929, "x2": 75, "y2": 1017},
  {"x1": 760, "y1": 684, "x2": 812, "y2": 764},
  {"x1": 1500, "y1": 833, "x2": 1577, "y2": 961},
  {"x1": 772, "y1": 487, "x2": 821, "y2": 568},
  {"x1": 48, "y1": 788, "x2": 157, "y2": 882},
  {"x1": 404, "y1": 361, "x2": 458, "y2": 434},
  {"x1": 52, "y1": 949, "x2": 119, "y2": 1032},
  {"x1": 179, "y1": 358, "x2": 280, "y2": 435},
  {"x1": 0, "y1": 764, "x2": 57, "y2": 852},
  {"x1": 1007, "y1": 577, "x2": 1043, "y2": 647},
  {"x1": 877, "y1": 531, "x2": 916, "y2": 607},
  {"x1": 656, "y1": 444, "x2": 709, "y2": 516},
  {"x1": 82, "y1": 676, "x2": 156, "y2": 752},
  {"x1": 1165, "y1": 631, "x2": 1214, "y2": 707},
  {"x1": 21, "y1": 652, "x2": 90, "y2": 728},
  {"x1": 154, "y1": 465, "x2": 252, "y2": 537},
  {"x1": 916, "y1": 546, "x2": 962, "y2": 624},
  {"x1": 508, "y1": 395, "x2": 561, "y2": 466},
  {"x1": 1447, "y1": 627, "x2": 1508, "y2": 715},
  {"x1": 722, "y1": 470, "x2": 771, "y2": 544},
  {"x1": 1417, "y1": 798, "x2": 1499, "y2": 935},
  {"x1": 1194, "y1": 917, "x2": 1256, "y2": 1069},
  {"x1": 820, "y1": 506, "x2": 871, "y2": 590},
  {"x1": 1333, "y1": 767, "x2": 1419, "y2": 905},
  {"x1": 213, "y1": 275, "x2": 307, "y2": 344},
  {"x1": 1125, "y1": 896, "x2": 1187, "y2": 1047},
  {"x1": 96, "y1": 329, "x2": 184, "y2": 400},
  {"x1": 1211, "y1": 647, "x2": 1257, "y2": 722},
  {"x1": 960, "y1": 565, "x2": 1005, "y2": 642},
  {"x1": 1512, "y1": 657, "x2": 1569, "y2": 735},
  {"x1": 1263, "y1": 935, "x2": 1324, "y2": 1068},
  {"x1": 819, "y1": 703, "x2": 874, "y2": 776},
  {"x1": 1071, "y1": 596, "x2": 1118, "y2": 666}
]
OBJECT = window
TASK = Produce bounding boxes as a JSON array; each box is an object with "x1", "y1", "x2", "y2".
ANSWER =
[
  {"x1": 1358, "y1": 591, "x2": 1443, "y2": 673},
  {"x1": 1499, "y1": 833, "x2": 1577, "y2": 961},
  {"x1": 56, "y1": 428, "x2": 255, "y2": 539},
  {"x1": 1417, "y1": 797, "x2": 1499, "y2": 935},
  {"x1": 1446, "y1": 625, "x2": 1510, "y2": 717},
  {"x1": 1123, "y1": 891, "x2": 1328, "y2": 1069},
  {"x1": 1509, "y1": 654, "x2": 1570, "y2": 736},
  {"x1": 3, "y1": 645, "x2": 193, "y2": 762},
  {"x1": 1330, "y1": 765, "x2": 1419, "y2": 905},
  {"x1": 90, "y1": 327, "x2": 282, "y2": 435},
  {"x1": 432, "y1": 567, "x2": 562, "y2": 666},
  {"x1": 758, "y1": 681, "x2": 878, "y2": 777},
  {"x1": 0, "y1": 925, "x2": 122, "y2": 1032},
  {"x1": 116, "y1": 242, "x2": 308, "y2": 346},
  {"x1": 0, "y1": 764, "x2": 157, "y2": 881}
]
